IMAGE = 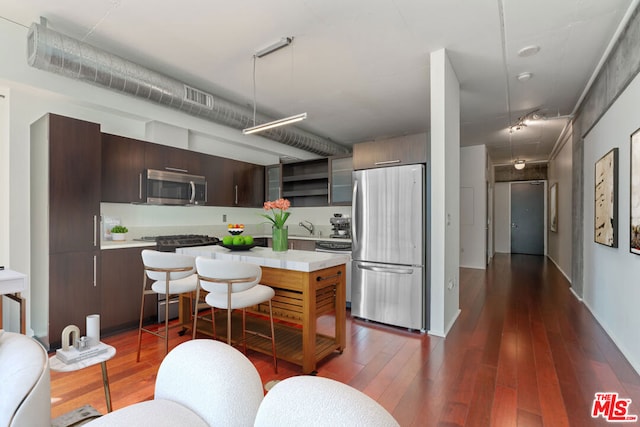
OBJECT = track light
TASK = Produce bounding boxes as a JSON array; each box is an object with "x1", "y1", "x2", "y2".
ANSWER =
[
  {"x1": 514, "y1": 160, "x2": 526, "y2": 170},
  {"x1": 255, "y1": 37, "x2": 293, "y2": 58},
  {"x1": 242, "y1": 113, "x2": 307, "y2": 135}
]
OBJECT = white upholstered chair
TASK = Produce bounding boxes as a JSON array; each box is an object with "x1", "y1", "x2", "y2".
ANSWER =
[
  {"x1": 0, "y1": 331, "x2": 51, "y2": 427},
  {"x1": 192, "y1": 257, "x2": 277, "y2": 372},
  {"x1": 85, "y1": 339, "x2": 265, "y2": 427},
  {"x1": 254, "y1": 376, "x2": 400, "y2": 427},
  {"x1": 137, "y1": 250, "x2": 198, "y2": 361}
]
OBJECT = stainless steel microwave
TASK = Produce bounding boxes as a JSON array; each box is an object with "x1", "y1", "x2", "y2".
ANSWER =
[{"x1": 142, "y1": 169, "x2": 207, "y2": 205}]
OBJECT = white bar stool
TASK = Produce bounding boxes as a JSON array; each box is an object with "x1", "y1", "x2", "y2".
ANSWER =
[
  {"x1": 192, "y1": 257, "x2": 277, "y2": 372},
  {"x1": 137, "y1": 250, "x2": 197, "y2": 362}
]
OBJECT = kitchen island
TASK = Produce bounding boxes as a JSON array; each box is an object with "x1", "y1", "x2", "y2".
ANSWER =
[{"x1": 177, "y1": 246, "x2": 348, "y2": 373}]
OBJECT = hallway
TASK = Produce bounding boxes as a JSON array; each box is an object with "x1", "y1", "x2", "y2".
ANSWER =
[
  {"x1": 50, "y1": 254, "x2": 640, "y2": 426},
  {"x1": 440, "y1": 254, "x2": 640, "y2": 426}
]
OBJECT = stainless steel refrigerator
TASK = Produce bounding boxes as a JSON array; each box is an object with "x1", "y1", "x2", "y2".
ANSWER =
[{"x1": 351, "y1": 164, "x2": 427, "y2": 330}]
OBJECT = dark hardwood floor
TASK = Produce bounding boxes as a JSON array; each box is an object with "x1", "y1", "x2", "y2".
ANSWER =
[{"x1": 50, "y1": 254, "x2": 640, "y2": 426}]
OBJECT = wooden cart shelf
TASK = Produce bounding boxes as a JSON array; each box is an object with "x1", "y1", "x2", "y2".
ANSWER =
[
  {"x1": 189, "y1": 313, "x2": 339, "y2": 367},
  {"x1": 179, "y1": 262, "x2": 346, "y2": 374}
]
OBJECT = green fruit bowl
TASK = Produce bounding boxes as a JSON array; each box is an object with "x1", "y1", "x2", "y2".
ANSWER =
[{"x1": 221, "y1": 243, "x2": 256, "y2": 251}]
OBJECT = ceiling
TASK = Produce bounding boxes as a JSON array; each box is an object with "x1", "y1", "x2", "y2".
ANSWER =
[{"x1": 0, "y1": 0, "x2": 635, "y2": 165}]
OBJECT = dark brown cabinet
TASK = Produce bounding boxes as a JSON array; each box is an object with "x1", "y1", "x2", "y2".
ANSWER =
[
  {"x1": 233, "y1": 160, "x2": 265, "y2": 207},
  {"x1": 352, "y1": 134, "x2": 427, "y2": 170},
  {"x1": 101, "y1": 133, "x2": 146, "y2": 203},
  {"x1": 31, "y1": 113, "x2": 102, "y2": 349},
  {"x1": 145, "y1": 143, "x2": 203, "y2": 175},
  {"x1": 101, "y1": 247, "x2": 156, "y2": 334},
  {"x1": 48, "y1": 115, "x2": 102, "y2": 253},
  {"x1": 204, "y1": 156, "x2": 264, "y2": 207},
  {"x1": 49, "y1": 251, "x2": 102, "y2": 346}
]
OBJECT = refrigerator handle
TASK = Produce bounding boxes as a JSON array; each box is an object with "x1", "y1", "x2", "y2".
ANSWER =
[
  {"x1": 351, "y1": 178, "x2": 358, "y2": 247},
  {"x1": 358, "y1": 264, "x2": 414, "y2": 275}
]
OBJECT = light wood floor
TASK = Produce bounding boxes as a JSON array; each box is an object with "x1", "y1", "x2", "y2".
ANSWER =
[{"x1": 50, "y1": 254, "x2": 640, "y2": 426}]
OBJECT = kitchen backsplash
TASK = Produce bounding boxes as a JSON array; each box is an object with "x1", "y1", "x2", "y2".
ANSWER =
[{"x1": 100, "y1": 202, "x2": 351, "y2": 240}]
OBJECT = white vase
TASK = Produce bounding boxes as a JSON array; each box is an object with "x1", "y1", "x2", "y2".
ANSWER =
[{"x1": 111, "y1": 233, "x2": 126, "y2": 241}]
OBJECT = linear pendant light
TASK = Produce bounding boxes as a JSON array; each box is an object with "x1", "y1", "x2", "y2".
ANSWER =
[
  {"x1": 242, "y1": 112, "x2": 307, "y2": 135},
  {"x1": 242, "y1": 36, "x2": 307, "y2": 136}
]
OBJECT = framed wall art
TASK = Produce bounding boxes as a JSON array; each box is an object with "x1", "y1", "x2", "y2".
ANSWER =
[
  {"x1": 594, "y1": 147, "x2": 618, "y2": 247},
  {"x1": 631, "y1": 129, "x2": 640, "y2": 254},
  {"x1": 550, "y1": 183, "x2": 558, "y2": 233}
]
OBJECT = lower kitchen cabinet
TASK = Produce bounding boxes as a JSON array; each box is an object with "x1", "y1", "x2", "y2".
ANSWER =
[
  {"x1": 101, "y1": 247, "x2": 156, "y2": 335},
  {"x1": 48, "y1": 251, "x2": 101, "y2": 349}
]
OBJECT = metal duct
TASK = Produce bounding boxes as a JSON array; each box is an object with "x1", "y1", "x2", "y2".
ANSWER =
[{"x1": 26, "y1": 22, "x2": 349, "y2": 157}]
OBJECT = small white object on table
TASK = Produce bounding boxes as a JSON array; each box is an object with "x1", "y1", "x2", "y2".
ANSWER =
[
  {"x1": 49, "y1": 343, "x2": 117, "y2": 412},
  {"x1": 0, "y1": 269, "x2": 27, "y2": 334}
]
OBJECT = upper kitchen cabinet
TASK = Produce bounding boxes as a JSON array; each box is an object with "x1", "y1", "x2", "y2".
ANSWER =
[
  {"x1": 145, "y1": 143, "x2": 204, "y2": 176},
  {"x1": 232, "y1": 160, "x2": 265, "y2": 207},
  {"x1": 204, "y1": 156, "x2": 264, "y2": 207},
  {"x1": 329, "y1": 156, "x2": 353, "y2": 205},
  {"x1": 102, "y1": 133, "x2": 146, "y2": 203},
  {"x1": 265, "y1": 164, "x2": 282, "y2": 201},
  {"x1": 34, "y1": 114, "x2": 102, "y2": 253},
  {"x1": 282, "y1": 159, "x2": 329, "y2": 207},
  {"x1": 352, "y1": 133, "x2": 427, "y2": 170}
]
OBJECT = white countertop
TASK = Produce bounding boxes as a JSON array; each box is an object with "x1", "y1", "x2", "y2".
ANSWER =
[
  {"x1": 101, "y1": 240, "x2": 157, "y2": 250},
  {"x1": 178, "y1": 245, "x2": 349, "y2": 272}
]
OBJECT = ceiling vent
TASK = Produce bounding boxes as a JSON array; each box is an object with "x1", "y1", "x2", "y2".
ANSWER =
[{"x1": 26, "y1": 22, "x2": 349, "y2": 157}]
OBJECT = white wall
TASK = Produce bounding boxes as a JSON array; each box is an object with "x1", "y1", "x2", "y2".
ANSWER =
[
  {"x1": 0, "y1": 88, "x2": 8, "y2": 266},
  {"x1": 429, "y1": 49, "x2": 460, "y2": 336},
  {"x1": 494, "y1": 182, "x2": 511, "y2": 253},
  {"x1": 583, "y1": 72, "x2": 640, "y2": 374},
  {"x1": 547, "y1": 126, "x2": 573, "y2": 282},
  {"x1": 460, "y1": 145, "x2": 487, "y2": 269}
]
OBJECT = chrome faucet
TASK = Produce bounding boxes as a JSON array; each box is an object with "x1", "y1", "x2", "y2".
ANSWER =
[{"x1": 299, "y1": 220, "x2": 314, "y2": 235}]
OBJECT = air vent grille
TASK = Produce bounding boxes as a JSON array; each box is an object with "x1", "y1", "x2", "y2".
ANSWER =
[{"x1": 184, "y1": 85, "x2": 213, "y2": 109}]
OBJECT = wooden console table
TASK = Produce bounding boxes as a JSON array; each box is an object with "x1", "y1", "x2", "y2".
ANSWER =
[
  {"x1": 178, "y1": 246, "x2": 347, "y2": 374},
  {"x1": 0, "y1": 269, "x2": 27, "y2": 334}
]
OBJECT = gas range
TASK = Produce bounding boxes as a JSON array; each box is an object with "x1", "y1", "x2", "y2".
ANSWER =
[{"x1": 136, "y1": 235, "x2": 220, "y2": 252}]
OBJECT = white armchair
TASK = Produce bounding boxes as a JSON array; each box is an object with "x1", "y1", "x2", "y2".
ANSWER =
[
  {"x1": 254, "y1": 376, "x2": 400, "y2": 427},
  {"x1": 86, "y1": 339, "x2": 265, "y2": 426},
  {"x1": 0, "y1": 331, "x2": 51, "y2": 427}
]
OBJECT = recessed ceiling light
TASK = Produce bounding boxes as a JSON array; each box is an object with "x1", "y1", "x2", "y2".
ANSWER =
[
  {"x1": 518, "y1": 45, "x2": 540, "y2": 57},
  {"x1": 516, "y1": 72, "x2": 533, "y2": 82}
]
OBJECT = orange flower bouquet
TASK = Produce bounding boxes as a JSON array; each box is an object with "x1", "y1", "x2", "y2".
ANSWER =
[{"x1": 261, "y1": 198, "x2": 291, "y2": 229}]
